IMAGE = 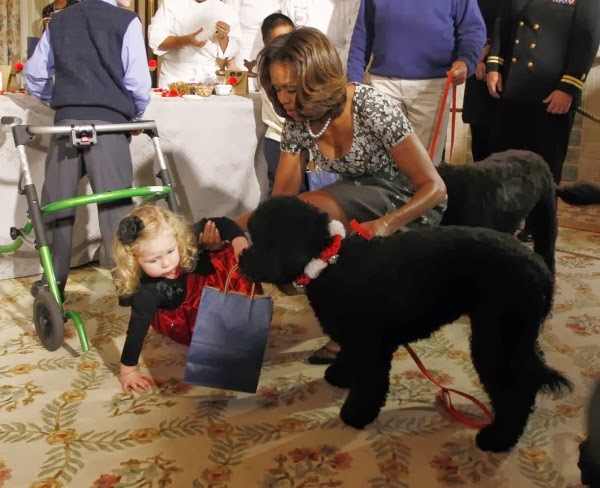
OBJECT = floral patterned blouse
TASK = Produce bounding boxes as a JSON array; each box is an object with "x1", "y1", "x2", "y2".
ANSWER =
[
  {"x1": 42, "y1": 0, "x2": 79, "y2": 19},
  {"x1": 280, "y1": 83, "x2": 414, "y2": 190}
]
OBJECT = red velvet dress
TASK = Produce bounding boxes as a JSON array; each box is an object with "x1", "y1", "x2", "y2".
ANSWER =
[{"x1": 150, "y1": 245, "x2": 261, "y2": 346}]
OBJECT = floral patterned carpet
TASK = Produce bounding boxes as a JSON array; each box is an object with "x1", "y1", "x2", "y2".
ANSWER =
[{"x1": 0, "y1": 203, "x2": 598, "y2": 488}]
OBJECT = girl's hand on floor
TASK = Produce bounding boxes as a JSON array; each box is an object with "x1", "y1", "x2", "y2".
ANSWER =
[{"x1": 120, "y1": 366, "x2": 155, "y2": 393}]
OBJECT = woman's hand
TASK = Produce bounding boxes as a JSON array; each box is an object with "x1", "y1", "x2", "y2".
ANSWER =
[
  {"x1": 359, "y1": 217, "x2": 391, "y2": 238},
  {"x1": 199, "y1": 220, "x2": 223, "y2": 250},
  {"x1": 119, "y1": 364, "x2": 154, "y2": 393},
  {"x1": 231, "y1": 236, "x2": 249, "y2": 260}
]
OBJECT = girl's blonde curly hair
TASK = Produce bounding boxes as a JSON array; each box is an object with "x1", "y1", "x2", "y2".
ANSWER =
[{"x1": 112, "y1": 205, "x2": 197, "y2": 296}]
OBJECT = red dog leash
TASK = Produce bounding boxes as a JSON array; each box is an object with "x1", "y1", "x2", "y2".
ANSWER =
[
  {"x1": 349, "y1": 220, "x2": 493, "y2": 429},
  {"x1": 429, "y1": 71, "x2": 456, "y2": 161}
]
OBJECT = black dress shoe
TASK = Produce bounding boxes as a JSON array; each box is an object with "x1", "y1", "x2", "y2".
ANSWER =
[
  {"x1": 307, "y1": 345, "x2": 338, "y2": 365},
  {"x1": 517, "y1": 229, "x2": 534, "y2": 243}
]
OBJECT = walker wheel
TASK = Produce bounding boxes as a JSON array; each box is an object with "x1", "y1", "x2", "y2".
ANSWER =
[{"x1": 33, "y1": 290, "x2": 65, "y2": 351}]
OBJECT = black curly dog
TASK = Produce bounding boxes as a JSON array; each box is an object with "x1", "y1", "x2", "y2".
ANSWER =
[
  {"x1": 239, "y1": 196, "x2": 573, "y2": 452},
  {"x1": 438, "y1": 149, "x2": 600, "y2": 274}
]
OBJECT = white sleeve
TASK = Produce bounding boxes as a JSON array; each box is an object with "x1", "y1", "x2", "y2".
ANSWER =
[
  {"x1": 147, "y1": 1, "x2": 176, "y2": 57},
  {"x1": 221, "y1": 0, "x2": 242, "y2": 13},
  {"x1": 218, "y1": 3, "x2": 242, "y2": 60},
  {"x1": 281, "y1": 0, "x2": 293, "y2": 21}
]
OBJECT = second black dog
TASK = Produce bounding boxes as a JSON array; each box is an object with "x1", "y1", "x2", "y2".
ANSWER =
[
  {"x1": 438, "y1": 149, "x2": 600, "y2": 274},
  {"x1": 239, "y1": 196, "x2": 572, "y2": 452}
]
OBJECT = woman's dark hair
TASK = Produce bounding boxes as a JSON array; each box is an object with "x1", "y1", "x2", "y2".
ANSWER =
[
  {"x1": 257, "y1": 27, "x2": 347, "y2": 122},
  {"x1": 261, "y1": 12, "x2": 294, "y2": 43}
]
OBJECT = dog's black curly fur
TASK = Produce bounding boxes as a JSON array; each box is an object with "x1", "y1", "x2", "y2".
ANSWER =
[
  {"x1": 438, "y1": 149, "x2": 600, "y2": 274},
  {"x1": 239, "y1": 196, "x2": 573, "y2": 452}
]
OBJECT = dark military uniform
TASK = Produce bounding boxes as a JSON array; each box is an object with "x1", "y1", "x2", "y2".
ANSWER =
[
  {"x1": 486, "y1": 0, "x2": 600, "y2": 183},
  {"x1": 462, "y1": 0, "x2": 501, "y2": 161}
]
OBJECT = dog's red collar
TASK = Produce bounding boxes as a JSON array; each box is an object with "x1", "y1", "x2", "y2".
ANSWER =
[{"x1": 294, "y1": 220, "x2": 345, "y2": 287}]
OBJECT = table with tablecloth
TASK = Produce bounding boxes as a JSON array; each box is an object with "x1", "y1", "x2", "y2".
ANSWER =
[{"x1": 0, "y1": 92, "x2": 267, "y2": 280}]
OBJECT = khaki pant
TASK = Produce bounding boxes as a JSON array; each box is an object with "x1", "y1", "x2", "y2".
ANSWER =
[{"x1": 370, "y1": 75, "x2": 450, "y2": 165}]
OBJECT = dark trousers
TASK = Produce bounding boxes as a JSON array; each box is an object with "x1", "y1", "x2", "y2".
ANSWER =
[
  {"x1": 470, "y1": 123, "x2": 494, "y2": 162},
  {"x1": 490, "y1": 101, "x2": 575, "y2": 185},
  {"x1": 263, "y1": 137, "x2": 282, "y2": 194},
  {"x1": 41, "y1": 119, "x2": 134, "y2": 289},
  {"x1": 263, "y1": 136, "x2": 307, "y2": 195}
]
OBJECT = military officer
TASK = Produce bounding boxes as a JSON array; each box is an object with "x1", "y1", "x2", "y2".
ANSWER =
[
  {"x1": 485, "y1": 0, "x2": 600, "y2": 241},
  {"x1": 486, "y1": 0, "x2": 600, "y2": 184},
  {"x1": 462, "y1": 0, "x2": 502, "y2": 161}
]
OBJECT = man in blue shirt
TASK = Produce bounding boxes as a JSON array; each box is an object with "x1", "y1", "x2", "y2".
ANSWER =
[
  {"x1": 347, "y1": 0, "x2": 485, "y2": 166},
  {"x1": 24, "y1": 0, "x2": 151, "y2": 299}
]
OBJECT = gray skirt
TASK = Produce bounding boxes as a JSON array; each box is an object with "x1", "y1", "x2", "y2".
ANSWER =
[{"x1": 322, "y1": 175, "x2": 447, "y2": 230}]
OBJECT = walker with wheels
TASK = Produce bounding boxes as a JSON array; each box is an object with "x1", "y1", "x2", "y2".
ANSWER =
[{"x1": 0, "y1": 118, "x2": 177, "y2": 353}]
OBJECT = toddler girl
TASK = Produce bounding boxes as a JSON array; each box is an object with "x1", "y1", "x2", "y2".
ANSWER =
[{"x1": 112, "y1": 205, "x2": 250, "y2": 392}]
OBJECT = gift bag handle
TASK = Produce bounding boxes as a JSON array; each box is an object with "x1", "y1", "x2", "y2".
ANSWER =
[{"x1": 225, "y1": 264, "x2": 257, "y2": 298}]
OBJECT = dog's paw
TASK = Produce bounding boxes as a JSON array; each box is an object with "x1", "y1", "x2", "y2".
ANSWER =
[
  {"x1": 475, "y1": 425, "x2": 518, "y2": 453},
  {"x1": 339, "y1": 397, "x2": 380, "y2": 429},
  {"x1": 324, "y1": 363, "x2": 352, "y2": 389}
]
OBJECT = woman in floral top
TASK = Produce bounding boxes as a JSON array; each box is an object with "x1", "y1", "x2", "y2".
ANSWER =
[
  {"x1": 237, "y1": 27, "x2": 447, "y2": 363},
  {"x1": 41, "y1": 0, "x2": 79, "y2": 31},
  {"x1": 42, "y1": 0, "x2": 79, "y2": 19}
]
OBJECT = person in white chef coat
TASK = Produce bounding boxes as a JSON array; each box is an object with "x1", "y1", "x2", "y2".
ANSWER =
[
  {"x1": 148, "y1": 0, "x2": 242, "y2": 88},
  {"x1": 221, "y1": 0, "x2": 282, "y2": 91},
  {"x1": 221, "y1": 0, "x2": 282, "y2": 67},
  {"x1": 281, "y1": 0, "x2": 359, "y2": 72}
]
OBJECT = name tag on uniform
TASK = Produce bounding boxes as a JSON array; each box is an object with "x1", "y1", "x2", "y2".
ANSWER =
[{"x1": 552, "y1": 0, "x2": 576, "y2": 4}]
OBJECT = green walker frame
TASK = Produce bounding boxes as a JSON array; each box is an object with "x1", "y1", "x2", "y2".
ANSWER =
[{"x1": 0, "y1": 118, "x2": 177, "y2": 353}]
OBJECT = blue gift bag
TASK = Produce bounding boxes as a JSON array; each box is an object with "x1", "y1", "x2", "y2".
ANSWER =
[
  {"x1": 183, "y1": 266, "x2": 273, "y2": 393},
  {"x1": 306, "y1": 167, "x2": 341, "y2": 191}
]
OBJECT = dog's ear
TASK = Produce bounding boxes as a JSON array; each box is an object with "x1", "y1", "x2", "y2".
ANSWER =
[{"x1": 242, "y1": 196, "x2": 334, "y2": 284}]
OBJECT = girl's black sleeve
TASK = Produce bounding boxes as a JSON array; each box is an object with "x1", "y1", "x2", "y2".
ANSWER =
[
  {"x1": 192, "y1": 217, "x2": 246, "y2": 242},
  {"x1": 120, "y1": 286, "x2": 159, "y2": 366}
]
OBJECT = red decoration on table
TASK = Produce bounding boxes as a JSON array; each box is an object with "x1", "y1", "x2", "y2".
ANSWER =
[
  {"x1": 13, "y1": 63, "x2": 24, "y2": 72},
  {"x1": 148, "y1": 60, "x2": 157, "y2": 68},
  {"x1": 228, "y1": 76, "x2": 238, "y2": 86}
]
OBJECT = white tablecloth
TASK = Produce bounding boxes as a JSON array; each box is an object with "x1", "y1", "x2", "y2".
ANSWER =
[{"x1": 0, "y1": 93, "x2": 267, "y2": 280}]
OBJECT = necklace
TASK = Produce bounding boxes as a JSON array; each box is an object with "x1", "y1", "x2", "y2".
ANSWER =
[{"x1": 306, "y1": 117, "x2": 332, "y2": 139}]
